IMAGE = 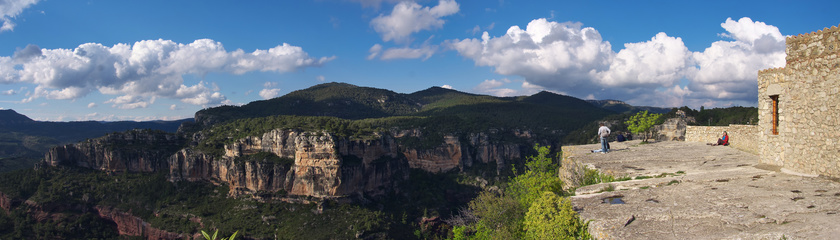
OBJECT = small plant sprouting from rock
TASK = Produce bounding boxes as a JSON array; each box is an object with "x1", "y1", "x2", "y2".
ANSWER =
[{"x1": 201, "y1": 229, "x2": 238, "y2": 240}]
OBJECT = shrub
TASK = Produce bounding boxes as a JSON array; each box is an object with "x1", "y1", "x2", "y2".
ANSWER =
[{"x1": 523, "y1": 192, "x2": 592, "y2": 240}]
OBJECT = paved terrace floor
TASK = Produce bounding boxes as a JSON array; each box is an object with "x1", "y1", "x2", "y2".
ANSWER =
[{"x1": 566, "y1": 140, "x2": 840, "y2": 240}]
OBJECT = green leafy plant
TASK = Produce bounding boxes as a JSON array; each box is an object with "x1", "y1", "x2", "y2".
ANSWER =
[
  {"x1": 523, "y1": 192, "x2": 592, "y2": 240},
  {"x1": 201, "y1": 230, "x2": 238, "y2": 240},
  {"x1": 625, "y1": 110, "x2": 662, "y2": 142}
]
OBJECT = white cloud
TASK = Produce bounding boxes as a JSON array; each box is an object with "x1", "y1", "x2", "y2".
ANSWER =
[
  {"x1": 370, "y1": 0, "x2": 459, "y2": 43},
  {"x1": 367, "y1": 44, "x2": 383, "y2": 60},
  {"x1": 472, "y1": 79, "x2": 542, "y2": 97},
  {"x1": 1, "y1": 89, "x2": 15, "y2": 95},
  {"x1": 87, "y1": 102, "x2": 96, "y2": 108},
  {"x1": 450, "y1": 17, "x2": 786, "y2": 109},
  {"x1": 259, "y1": 88, "x2": 282, "y2": 99},
  {"x1": 169, "y1": 104, "x2": 179, "y2": 110},
  {"x1": 0, "y1": 0, "x2": 39, "y2": 32},
  {"x1": 3, "y1": 38, "x2": 333, "y2": 107},
  {"x1": 316, "y1": 75, "x2": 326, "y2": 82},
  {"x1": 259, "y1": 82, "x2": 282, "y2": 99},
  {"x1": 596, "y1": 32, "x2": 693, "y2": 88},
  {"x1": 440, "y1": 84, "x2": 453, "y2": 89},
  {"x1": 263, "y1": 81, "x2": 278, "y2": 88},
  {"x1": 447, "y1": 18, "x2": 614, "y2": 91},
  {"x1": 105, "y1": 95, "x2": 155, "y2": 109},
  {"x1": 688, "y1": 17, "x2": 785, "y2": 101}
]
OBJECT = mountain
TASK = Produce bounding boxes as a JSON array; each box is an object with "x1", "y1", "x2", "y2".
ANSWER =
[
  {"x1": 586, "y1": 99, "x2": 671, "y2": 114},
  {"x1": 196, "y1": 82, "x2": 615, "y2": 134},
  {"x1": 0, "y1": 109, "x2": 35, "y2": 125},
  {"x1": 195, "y1": 82, "x2": 422, "y2": 126}
]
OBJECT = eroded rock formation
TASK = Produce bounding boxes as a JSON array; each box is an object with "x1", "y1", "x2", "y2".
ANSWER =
[
  {"x1": 45, "y1": 130, "x2": 182, "y2": 172},
  {"x1": 45, "y1": 128, "x2": 530, "y2": 199}
]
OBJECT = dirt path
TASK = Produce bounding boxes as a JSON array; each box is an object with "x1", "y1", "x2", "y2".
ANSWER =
[{"x1": 566, "y1": 140, "x2": 840, "y2": 240}]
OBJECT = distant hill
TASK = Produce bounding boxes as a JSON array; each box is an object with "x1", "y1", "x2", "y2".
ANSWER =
[
  {"x1": 0, "y1": 109, "x2": 35, "y2": 125},
  {"x1": 196, "y1": 83, "x2": 421, "y2": 125},
  {"x1": 586, "y1": 99, "x2": 671, "y2": 114}
]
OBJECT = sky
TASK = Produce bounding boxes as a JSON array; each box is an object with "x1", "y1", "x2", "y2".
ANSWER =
[{"x1": 0, "y1": 0, "x2": 838, "y2": 121}]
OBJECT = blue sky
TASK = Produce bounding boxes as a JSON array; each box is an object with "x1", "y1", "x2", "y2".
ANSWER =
[{"x1": 0, "y1": 0, "x2": 837, "y2": 121}]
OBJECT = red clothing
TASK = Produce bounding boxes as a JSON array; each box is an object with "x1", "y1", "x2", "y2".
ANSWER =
[{"x1": 718, "y1": 134, "x2": 729, "y2": 146}]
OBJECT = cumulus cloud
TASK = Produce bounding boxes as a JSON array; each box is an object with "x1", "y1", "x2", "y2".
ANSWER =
[
  {"x1": 87, "y1": 102, "x2": 96, "y2": 108},
  {"x1": 3, "y1": 39, "x2": 333, "y2": 108},
  {"x1": 448, "y1": 18, "x2": 613, "y2": 90},
  {"x1": 259, "y1": 81, "x2": 282, "y2": 99},
  {"x1": 596, "y1": 32, "x2": 693, "y2": 88},
  {"x1": 1, "y1": 89, "x2": 15, "y2": 95},
  {"x1": 0, "y1": 0, "x2": 39, "y2": 32},
  {"x1": 259, "y1": 88, "x2": 282, "y2": 99},
  {"x1": 371, "y1": 0, "x2": 459, "y2": 43},
  {"x1": 440, "y1": 84, "x2": 453, "y2": 89},
  {"x1": 688, "y1": 17, "x2": 785, "y2": 101},
  {"x1": 451, "y1": 17, "x2": 785, "y2": 108}
]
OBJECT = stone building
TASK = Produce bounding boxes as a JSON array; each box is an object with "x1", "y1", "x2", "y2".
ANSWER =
[{"x1": 757, "y1": 25, "x2": 840, "y2": 178}]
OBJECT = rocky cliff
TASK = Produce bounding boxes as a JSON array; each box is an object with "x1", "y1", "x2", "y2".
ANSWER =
[
  {"x1": 170, "y1": 129, "x2": 410, "y2": 198},
  {"x1": 45, "y1": 128, "x2": 530, "y2": 199},
  {"x1": 654, "y1": 117, "x2": 692, "y2": 141},
  {"x1": 45, "y1": 129, "x2": 183, "y2": 172},
  {"x1": 94, "y1": 205, "x2": 189, "y2": 240}
]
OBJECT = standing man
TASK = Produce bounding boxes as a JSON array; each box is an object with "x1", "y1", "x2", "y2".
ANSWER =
[{"x1": 593, "y1": 123, "x2": 611, "y2": 153}]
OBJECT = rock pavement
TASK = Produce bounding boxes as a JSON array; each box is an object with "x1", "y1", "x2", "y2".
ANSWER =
[{"x1": 566, "y1": 140, "x2": 840, "y2": 240}]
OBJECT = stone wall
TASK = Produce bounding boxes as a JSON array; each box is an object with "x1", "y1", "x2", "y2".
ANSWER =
[
  {"x1": 685, "y1": 125, "x2": 758, "y2": 155},
  {"x1": 757, "y1": 25, "x2": 840, "y2": 178}
]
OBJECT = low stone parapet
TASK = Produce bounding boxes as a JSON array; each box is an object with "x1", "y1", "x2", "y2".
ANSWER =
[{"x1": 685, "y1": 125, "x2": 758, "y2": 155}]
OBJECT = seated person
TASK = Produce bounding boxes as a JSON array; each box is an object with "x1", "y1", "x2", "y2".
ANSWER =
[
  {"x1": 616, "y1": 132, "x2": 626, "y2": 142},
  {"x1": 707, "y1": 131, "x2": 729, "y2": 146}
]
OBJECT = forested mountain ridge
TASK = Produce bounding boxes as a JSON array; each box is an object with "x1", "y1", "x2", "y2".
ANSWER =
[{"x1": 195, "y1": 82, "x2": 615, "y2": 133}]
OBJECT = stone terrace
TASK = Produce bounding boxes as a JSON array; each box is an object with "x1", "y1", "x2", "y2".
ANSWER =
[{"x1": 564, "y1": 140, "x2": 840, "y2": 240}]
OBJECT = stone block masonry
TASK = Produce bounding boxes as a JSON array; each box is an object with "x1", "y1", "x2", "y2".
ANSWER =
[
  {"x1": 757, "y1": 24, "x2": 840, "y2": 178},
  {"x1": 685, "y1": 125, "x2": 758, "y2": 155}
]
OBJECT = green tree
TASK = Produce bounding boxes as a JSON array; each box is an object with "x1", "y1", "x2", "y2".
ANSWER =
[
  {"x1": 523, "y1": 192, "x2": 592, "y2": 240},
  {"x1": 507, "y1": 144, "x2": 563, "y2": 208},
  {"x1": 625, "y1": 110, "x2": 661, "y2": 142}
]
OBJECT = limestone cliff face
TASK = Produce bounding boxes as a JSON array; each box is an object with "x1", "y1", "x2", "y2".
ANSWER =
[
  {"x1": 171, "y1": 129, "x2": 409, "y2": 198},
  {"x1": 396, "y1": 131, "x2": 522, "y2": 173},
  {"x1": 44, "y1": 130, "x2": 182, "y2": 172},
  {"x1": 401, "y1": 136, "x2": 465, "y2": 173},
  {"x1": 169, "y1": 148, "x2": 296, "y2": 197},
  {"x1": 45, "y1": 127, "x2": 529, "y2": 198},
  {"x1": 468, "y1": 133, "x2": 522, "y2": 170}
]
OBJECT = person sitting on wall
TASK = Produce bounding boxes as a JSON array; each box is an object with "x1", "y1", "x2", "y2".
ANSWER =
[
  {"x1": 707, "y1": 131, "x2": 729, "y2": 146},
  {"x1": 616, "y1": 132, "x2": 627, "y2": 142}
]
